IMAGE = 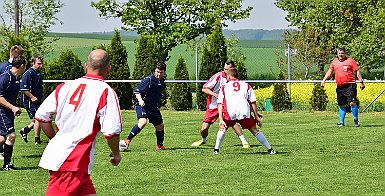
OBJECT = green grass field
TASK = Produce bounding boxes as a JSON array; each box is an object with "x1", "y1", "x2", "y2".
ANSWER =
[
  {"x1": 2, "y1": 110, "x2": 385, "y2": 195},
  {"x1": 45, "y1": 36, "x2": 282, "y2": 80}
]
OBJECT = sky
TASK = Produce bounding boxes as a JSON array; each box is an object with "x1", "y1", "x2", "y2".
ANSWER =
[{"x1": 1, "y1": 0, "x2": 291, "y2": 33}]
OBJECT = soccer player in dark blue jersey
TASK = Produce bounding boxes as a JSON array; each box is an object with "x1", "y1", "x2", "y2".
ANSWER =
[
  {"x1": 19, "y1": 55, "x2": 44, "y2": 145},
  {"x1": 0, "y1": 45, "x2": 24, "y2": 160},
  {"x1": 122, "y1": 62, "x2": 167, "y2": 151},
  {"x1": 0, "y1": 56, "x2": 26, "y2": 170}
]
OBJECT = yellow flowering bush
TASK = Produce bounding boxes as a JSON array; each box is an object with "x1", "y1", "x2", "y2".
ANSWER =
[{"x1": 254, "y1": 82, "x2": 385, "y2": 112}]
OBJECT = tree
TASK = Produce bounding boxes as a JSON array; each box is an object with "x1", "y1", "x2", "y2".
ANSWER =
[
  {"x1": 170, "y1": 55, "x2": 192, "y2": 111},
  {"x1": 310, "y1": 82, "x2": 328, "y2": 111},
  {"x1": 227, "y1": 35, "x2": 247, "y2": 80},
  {"x1": 107, "y1": 30, "x2": 133, "y2": 109},
  {"x1": 271, "y1": 71, "x2": 292, "y2": 111},
  {"x1": 92, "y1": 0, "x2": 251, "y2": 61},
  {"x1": 0, "y1": 32, "x2": 32, "y2": 64},
  {"x1": 133, "y1": 34, "x2": 168, "y2": 107},
  {"x1": 283, "y1": 25, "x2": 333, "y2": 79},
  {"x1": 196, "y1": 22, "x2": 228, "y2": 111},
  {"x1": 42, "y1": 49, "x2": 84, "y2": 99},
  {"x1": 0, "y1": 0, "x2": 63, "y2": 56},
  {"x1": 276, "y1": 0, "x2": 385, "y2": 74},
  {"x1": 196, "y1": 44, "x2": 211, "y2": 111}
]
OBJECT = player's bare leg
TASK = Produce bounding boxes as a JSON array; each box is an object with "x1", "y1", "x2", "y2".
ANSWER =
[
  {"x1": 33, "y1": 120, "x2": 41, "y2": 144},
  {"x1": 191, "y1": 122, "x2": 210, "y2": 146},
  {"x1": 232, "y1": 124, "x2": 249, "y2": 148}
]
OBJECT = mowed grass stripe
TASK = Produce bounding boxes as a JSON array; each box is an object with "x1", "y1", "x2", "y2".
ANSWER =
[{"x1": 2, "y1": 110, "x2": 384, "y2": 195}]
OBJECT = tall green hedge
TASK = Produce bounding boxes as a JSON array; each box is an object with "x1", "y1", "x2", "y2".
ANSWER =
[
  {"x1": 42, "y1": 49, "x2": 84, "y2": 99},
  {"x1": 107, "y1": 30, "x2": 133, "y2": 109},
  {"x1": 0, "y1": 33, "x2": 32, "y2": 65},
  {"x1": 271, "y1": 71, "x2": 292, "y2": 111},
  {"x1": 310, "y1": 82, "x2": 328, "y2": 111},
  {"x1": 170, "y1": 56, "x2": 192, "y2": 111}
]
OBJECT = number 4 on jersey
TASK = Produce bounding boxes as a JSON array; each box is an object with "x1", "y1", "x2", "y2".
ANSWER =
[{"x1": 69, "y1": 84, "x2": 87, "y2": 111}]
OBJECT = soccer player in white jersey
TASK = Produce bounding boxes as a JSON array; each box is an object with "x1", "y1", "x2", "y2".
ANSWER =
[
  {"x1": 192, "y1": 60, "x2": 250, "y2": 148},
  {"x1": 214, "y1": 68, "x2": 276, "y2": 155},
  {"x1": 35, "y1": 49, "x2": 122, "y2": 195}
]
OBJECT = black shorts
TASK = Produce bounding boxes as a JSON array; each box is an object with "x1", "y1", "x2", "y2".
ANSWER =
[
  {"x1": 336, "y1": 83, "x2": 358, "y2": 106},
  {"x1": 23, "y1": 101, "x2": 41, "y2": 119},
  {"x1": 135, "y1": 105, "x2": 163, "y2": 126},
  {"x1": 0, "y1": 108, "x2": 15, "y2": 136}
]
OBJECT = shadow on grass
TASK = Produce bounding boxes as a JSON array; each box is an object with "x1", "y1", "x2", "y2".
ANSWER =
[
  {"x1": 22, "y1": 154, "x2": 42, "y2": 158},
  {"x1": 14, "y1": 166, "x2": 40, "y2": 170}
]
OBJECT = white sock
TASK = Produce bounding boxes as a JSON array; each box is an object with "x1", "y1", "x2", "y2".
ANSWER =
[
  {"x1": 214, "y1": 131, "x2": 226, "y2": 150},
  {"x1": 202, "y1": 137, "x2": 207, "y2": 143},
  {"x1": 255, "y1": 132, "x2": 271, "y2": 150},
  {"x1": 239, "y1": 134, "x2": 248, "y2": 145}
]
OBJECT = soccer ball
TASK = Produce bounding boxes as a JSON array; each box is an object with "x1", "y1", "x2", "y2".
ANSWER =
[{"x1": 119, "y1": 140, "x2": 128, "y2": 152}]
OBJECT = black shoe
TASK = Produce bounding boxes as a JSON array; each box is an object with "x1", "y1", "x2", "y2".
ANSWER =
[
  {"x1": 19, "y1": 128, "x2": 29, "y2": 143},
  {"x1": 337, "y1": 123, "x2": 345, "y2": 127},
  {"x1": 2, "y1": 164, "x2": 15, "y2": 171},
  {"x1": 35, "y1": 137, "x2": 41, "y2": 145},
  {"x1": 354, "y1": 120, "x2": 360, "y2": 127},
  {"x1": 268, "y1": 148, "x2": 277, "y2": 154},
  {"x1": 213, "y1": 149, "x2": 219, "y2": 155}
]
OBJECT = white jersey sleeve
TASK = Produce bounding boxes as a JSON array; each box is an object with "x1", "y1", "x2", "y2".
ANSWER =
[
  {"x1": 203, "y1": 71, "x2": 227, "y2": 109},
  {"x1": 34, "y1": 89, "x2": 57, "y2": 122}
]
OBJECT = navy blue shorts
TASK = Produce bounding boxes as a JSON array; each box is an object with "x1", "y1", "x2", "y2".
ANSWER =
[
  {"x1": 336, "y1": 83, "x2": 358, "y2": 106},
  {"x1": 0, "y1": 108, "x2": 15, "y2": 136},
  {"x1": 135, "y1": 105, "x2": 163, "y2": 126},
  {"x1": 23, "y1": 101, "x2": 41, "y2": 119}
]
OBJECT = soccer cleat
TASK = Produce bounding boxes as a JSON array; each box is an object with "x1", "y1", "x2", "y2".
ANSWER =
[
  {"x1": 354, "y1": 120, "x2": 360, "y2": 127},
  {"x1": 337, "y1": 123, "x2": 345, "y2": 127},
  {"x1": 242, "y1": 143, "x2": 250, "y2": 149},
  {"x1": 156, "y1": 145, "x2": 166, "y2": 150},
  {"x1": 191, "y1": 140, "x2": 206, "y2": 147},
  {"x1": 0, "y1": 152, "x2": 3, "y2": 160},
  {"x1": 213, "y1": 149, "x2": 219, "y2": 155},
  {"x1": 267, "y1": 149, "x2": 277, "y2": 154},
  {"x1": 35, "y1": 137, "x2": 41, "y2": 145},
  {"x1": 19, "y1": 128, "x2": 28, "y2": 143},
  {"x1": 2, "y1": 164, "x2": 15, "y2": 171}
]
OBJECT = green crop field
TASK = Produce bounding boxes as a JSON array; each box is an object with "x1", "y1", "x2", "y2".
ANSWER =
[
  {"x1": 2, "y1": 110, "x2": 385, "y2": 195},
  {"x1": 45, "y1": 35, "x2": 283, "y2": 80}
]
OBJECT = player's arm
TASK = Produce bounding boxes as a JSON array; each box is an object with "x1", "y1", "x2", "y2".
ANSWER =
[
  {"x1": 134, "y1": 77, "x2": 150, "y2": 107},
  {"x1": 39, "y1": 122, "x2": 55, "y2": 139},
  {"x1": 135, "y1": 93, "x2": 145, "y2": 107},
  {"x1": 355, "y1": 69, "x2": 365, "y2": 90},
  {"x1": 0, "y1": 97, "x2": 21, "y2": 116},
  {"x1": 22, "y1": 90, "x2": 38, "y2": 102},
  {"x1": 321, "y1": 69, "x2": 333, "y2": 87},
  {"x1": 202, "y1": 88, "x2": 218, "y2": 98},
  {"x1": 251, "y1": 102, "x2": 262, "y2": 127},
  {"x1": 106, "y1": 135, "x2": 121, "y2": 166}
]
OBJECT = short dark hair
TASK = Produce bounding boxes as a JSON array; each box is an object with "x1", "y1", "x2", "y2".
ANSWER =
[
  {"x1": 225, "y1": 59, "x2": 235, "y2": 68},
  {"x1": 337, "y1": 47, "x2": 346, "y2": 53},
  {"x1": 32, "y1": 55, "x2": 44, "y2": 64},
  {"x1": 10, "y1": 45, "x2": 24, "y2": 59},
  {"x1": 227, "y1": 68, "x2": 238, "y2": 78},
  {"x1": 155, "y1": 61, "x2": 166, "y2": 71},
  {"x1": 12, "y1": 55, "x2": 26, "y2": 68}
]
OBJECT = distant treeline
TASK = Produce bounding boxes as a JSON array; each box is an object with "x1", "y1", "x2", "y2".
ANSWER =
[{"x1": 48, "y1": 29, "x2": 291, "y2": 41}]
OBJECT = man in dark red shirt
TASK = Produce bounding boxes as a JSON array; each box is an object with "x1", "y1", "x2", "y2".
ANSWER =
[{"x1": 321, "y1": 47, "x2": 365, "y2": 127}]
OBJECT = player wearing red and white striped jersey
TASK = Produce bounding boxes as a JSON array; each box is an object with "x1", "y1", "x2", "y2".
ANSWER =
[
  {"x1": 214, "y1": 68, "x2": 276, "y2": 155},
  {"x1": 35, "y1": 50, "x2": 122, "y2": 195},
  {"x1": 191, "y1": 60, "x2": 249, "y2": 148}
]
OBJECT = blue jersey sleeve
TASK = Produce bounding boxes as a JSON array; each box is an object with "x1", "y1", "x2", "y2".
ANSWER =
[
  {"x1": 0, "y1": 74, "x2": 9, "y2": 97},
  {"x1": 134, "y1": 77, "x2": 150, "y2": 94},
  {"x1": 20, "y1": 70, "x2": 31, "y2": 91}
]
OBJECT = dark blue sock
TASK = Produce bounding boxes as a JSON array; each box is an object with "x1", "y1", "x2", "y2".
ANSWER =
[
  {"x1": 127, "y1": 124, "x2": 142, "y2": 141},
  {"x1": 155, "y1": 130, "x2": 164, "y2": 146},
  {"x1": 339, "y1": 106, "x2": 347, "y2": 124},
  {"x1": 351, "y1": 104, "x2": 359, "y2": 121},
  {"x1": 3, "y1": 143, "x2": 13, "y2": 166}
]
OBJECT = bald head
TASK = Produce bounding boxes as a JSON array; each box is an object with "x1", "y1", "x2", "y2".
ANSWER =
[
  {"x1": 85, "y1": 49, "x2": 111, "y2": 78},
  {"x1": 87, "y1": 49, "x2": 110, "y2": 70}
]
